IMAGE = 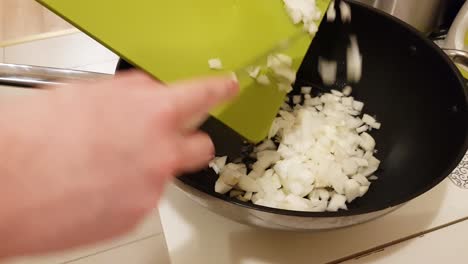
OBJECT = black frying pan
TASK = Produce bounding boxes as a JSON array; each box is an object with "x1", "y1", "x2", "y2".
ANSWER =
[{"x1": 117, "y1": 1, "x2": 468, "y2": 229}]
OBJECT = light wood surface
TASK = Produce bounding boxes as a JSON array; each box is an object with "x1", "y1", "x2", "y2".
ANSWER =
[{"x1": 0, "y1": 0, "x2": 74, "y2": 43}]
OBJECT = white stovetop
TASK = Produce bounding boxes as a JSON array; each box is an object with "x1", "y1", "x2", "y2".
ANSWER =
[{"x1": 159, "y1": 152, "x2": 468, "y2": 264}]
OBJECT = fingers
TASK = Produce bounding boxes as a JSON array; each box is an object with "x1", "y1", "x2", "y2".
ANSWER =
[
  {"x1": 174, "y1": 132, "x2": 215, "y2": 174},
  {"x1": 164, "y1": 76, "x2": 239, "y2": 128}
]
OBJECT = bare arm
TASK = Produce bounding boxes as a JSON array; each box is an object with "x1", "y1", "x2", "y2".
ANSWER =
[{"x1": 0, "y1": 71, "x2": 238, "y2": 258}]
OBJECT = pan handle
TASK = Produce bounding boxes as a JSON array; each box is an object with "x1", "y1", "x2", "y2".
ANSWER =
[
  {"x1": 443, "y1": 49, "x2": 468, "y2": 69},
  {"x1": 443, "y1": 48, "x2": 468, "y2": 91},
  {"x1": 0, "y1": 63, "x2": 112, "y2": 88}
]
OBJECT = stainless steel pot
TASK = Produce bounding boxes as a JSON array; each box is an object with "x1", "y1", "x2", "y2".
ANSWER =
[{"x1": 354, "y1": 0, "x2": 447, "y2": 35}]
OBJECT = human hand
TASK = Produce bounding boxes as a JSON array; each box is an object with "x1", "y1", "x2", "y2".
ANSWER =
[{"x1": 0, "y1": 70, "x2": 238, "y2": 257}]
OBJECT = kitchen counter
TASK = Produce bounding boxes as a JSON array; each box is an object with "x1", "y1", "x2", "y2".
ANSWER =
[{"x1": 159, "y1": 152, "x2": 468, "y2": 263}]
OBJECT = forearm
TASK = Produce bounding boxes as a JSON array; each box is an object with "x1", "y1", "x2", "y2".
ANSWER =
[{"x1": 0, "y1": 94, "x2": 57, "y2": 258}]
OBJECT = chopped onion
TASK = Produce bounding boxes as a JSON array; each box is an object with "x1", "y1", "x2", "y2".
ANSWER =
[
  {"x1": 342, "y1": 86, "x2": 353, "y2": 96},
  {"x1": 359, "y1": 186, "x2": 369, "y2": 197},
  {"x1": 246, "y1": 66, "x2": 261, "y2": 78},
  {"x1": 293, "y1": 95, "x2": 302, "y2": 105},
  {"x1": 331, "y1": 89, "x2": 344, "y2": 97},
  {"x1": 339, "y1": 1, "x2": 351, "y2": 23},
  {"x1": 276, "y1": 53, "x2": 293, "y2": 67},
  {"x1": 208, "y1": 58, "x2": 223, "y2": 70},
  {"x1": 301, "y1": 86, "x2": 312, "y2": 94},
  {"x1": 238, "y1": 175, "x2": 260, "y2": 192},
  {"x1": 212, "y1": 88, "x2": 381, "y2": 211},
  {"x1": 344, "y1": 179, "x2": 360, "y2": 202},
  {"x1": 211, "y1": 3, "x2": 380, "y2": 212},
  {"x1": 215, "y1": 179, "x2": 232, "y2": 194},
  {"x1": 347, "y1": 35, "x2": 363, "y2": 82},
  {"x1": 256, "y1": 74, "x2": 271, "y2": 86},
  {"x1": 283, "y1": 0, "x2": 322, "y2": 36},
  {"x1": 327, "y1": 193, "x2": 347, "y2": 212},
  {"x1": 209, "y1": 156, "x2": 227, "y2": 174},
  {"x1": 219, "y1": 167, "x2": 244, "y2": 186},
  {"x1": 362, "y1": 114, "x2": 376, "y2": 126},
  {"x1": 356, "y1": 125, "x2": 369, "y2": 133},
  {"x1": 326, "y1": 1, "x2": 336, "y2": 22},
  {"x1": 318, "y1": 57, "x2": 337, "y2": 85},
  {"x1": 255, "y1": 139, "x2": 277, "y2": 152},
  {"x1": 353, "y1": 100, "x2": 364, "y2": 111},
  {"x1": 370, "y1": 122, "x2": 381, "y2": 130},
  {"x1": 359, "y1": 132, "x2": 376, "y2": 152}
]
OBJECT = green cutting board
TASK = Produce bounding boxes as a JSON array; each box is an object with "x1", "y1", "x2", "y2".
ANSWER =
[{"x1": 38, "y1": 0, "x2": 330, "y2": 142}]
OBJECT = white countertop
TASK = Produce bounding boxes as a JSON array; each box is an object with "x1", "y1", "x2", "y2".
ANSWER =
[{"x1": 159, "y1": 152, "x2": 468, "y2": 264}]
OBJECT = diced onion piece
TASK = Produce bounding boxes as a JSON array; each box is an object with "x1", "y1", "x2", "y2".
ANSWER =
[
  {"x1": 248, "y1": 170, "x2": 262, "y2": 180},
  {"x1": 285, "y1": 194, "x2": 311, "y2": 211},
  {"x1": 236, "y1": 195, "x2": 249, "y2": 202},
  {"x1": 208, "y1": 58, "x2": 223, "y2": 70},
  {"x1": 331, "y1": 89, "x2": 344, "y2": 97},
  {"x1": 359, "y1": 186, "x2": 369, "y2": 197},
  {"x1": 370, "y1": 122, "x2": 381, "y2": 130},
  {"x1": 327, "y1": 193, "x2": 348, "y2": 212},
  {"x1": 287, "y1": 8, "x2": 303, "y2": 24},
  {"x1": 360, "y1": 132, "x2": 376, "y2": 152},
  {"x1": 272, "y1": 65, "x2": 296, "y2": 83},
  {"x1": 353, "y1": 174, "x2": 371, "y2": 187},
  {"x1": 353, "y1": 157, "x2": 369, "y2": 167},
  {"x1": 326, "y1": 1, "x2": 336, "y2": 22},
  {"x1": 276, "y1": 54, "x2": 293, "y2": 67},
  {"x1": 238, "y1": 175, "x2": 260, "y2": 192},
  {"x1": 356, "y1": 125, "x2": 369, "y2": 133},
  {"x1": 342, "y1": 158, "x2": 359, "y2": 175},
  {"x1": 267, "y1": 55, "x2": 282, "y2": 69},
  {"x1": 246, "y1": 66, "x2": 261, "y2": 78},
  {"x1": 209, "y1": 156, "x2": 227, "y2": 174},
  {"x1": 318, "y1": 57, "x2": 337, "y2": 85},
  {"x1": 278, "y1": 83, "x2": 293, "y2": 93},
  {"x1": 220, "y1": 167, "x2": 244, "y2": 185},
  {"x1": 215, "y1": 179, "x2": 232, "y2": 194},
  {"x1": 353, "y1": 100, "x2": 364, "y2": 111},
  {"x1": 293, "y1": 95, "x2": 302, "y2": 105},
  {"x1": 362, "y1": 114, "x2": 377, "y2": 126},
  {"x1": 301, "y1": 86, "x2": 312, "y2": 94},
  {"x1": 346, "y1": 118, "x2": 363, "y2": 129},
  {"x1": 306, "y1": 23, "x2": 318, "y2": 34},
  {"x1": 344, "y1": 179, "x2": 360, "y2": 202},
  {"x1": 243, "y1": 191, "x2": 253, "y2": 201},
  {"x1": 347, "y1": 35, "x2": 363, "y2": 83},
  {"x1": 255, "y1": 139, "x2": 276, "y2": 152},
  {"x1": 339, "y1": 1, "x2": 351, "y2": 23},
  {"x1": 342, "y1": 86, "x2": 353, "y2": 96},
  {"x1": 256, "y1": 74, "x2": 271, "y2": 86}
]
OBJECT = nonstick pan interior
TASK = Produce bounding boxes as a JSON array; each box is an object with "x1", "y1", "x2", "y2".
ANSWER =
[{"x1": 118, "y1": 1, "x2": 468, "y2": 217}]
